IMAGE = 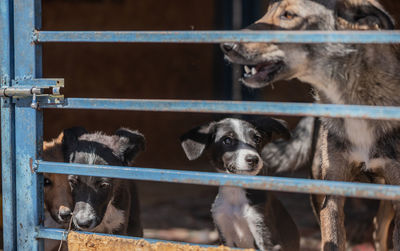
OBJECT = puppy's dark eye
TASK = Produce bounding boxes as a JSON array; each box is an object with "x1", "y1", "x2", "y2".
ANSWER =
[
  {"x1": 254, "y1": 135, "x2": 262, "y2": 144},
  {"x1": 44, "y1": 178, "x2": 52, "y2": 186},
  {"x1": 281, "y1": 11, "x2": 297, "y2": 20},
  {"x1": 222, "y1": 137, "x2": 233, "y2": 145}
]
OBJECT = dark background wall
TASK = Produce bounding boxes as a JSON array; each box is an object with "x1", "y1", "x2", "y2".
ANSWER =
[
  {"x1": 42, "y1": 0, "x2": 314, "y2": 170},
  {"x1": 43, "y1": 0, "x2": 218, "y2": 170}
]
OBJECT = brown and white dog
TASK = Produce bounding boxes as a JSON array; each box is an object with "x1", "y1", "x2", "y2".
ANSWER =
[
  {"x1": 181, "y1": 118, "x2": 299, "y2": 251},
  {"x1": 220, "y1": 1, "x2": 400, "y2": 250}
]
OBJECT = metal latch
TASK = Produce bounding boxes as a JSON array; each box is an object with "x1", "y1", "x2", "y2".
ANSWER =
[{"x1": 1, "y1": 78, "x2": 64, "y2": 109}]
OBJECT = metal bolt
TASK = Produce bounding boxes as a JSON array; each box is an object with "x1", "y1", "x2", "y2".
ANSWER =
[{"x1": 31, "y1": 93, "x2": 38, "y2": 109}]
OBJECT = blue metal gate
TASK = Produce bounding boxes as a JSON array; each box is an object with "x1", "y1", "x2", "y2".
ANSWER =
[{"x1": 3, "y1": 0, "x2": 400, "y2": 250}]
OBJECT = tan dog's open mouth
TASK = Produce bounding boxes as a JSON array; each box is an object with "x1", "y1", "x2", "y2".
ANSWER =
[{"x1": 242, "y1": 61, "x2": 284, "y2": 87}]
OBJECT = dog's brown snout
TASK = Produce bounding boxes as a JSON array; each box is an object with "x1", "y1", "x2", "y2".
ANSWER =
[
  {"x1": 245, "y1": 155, "x2": 259, "y2": 168},
  {"x1": 59, "y1": 206, "x2": 72, "y2": 221},
  {"x1": 220, "y1": 42, "x2": 237, "y2": 53}
]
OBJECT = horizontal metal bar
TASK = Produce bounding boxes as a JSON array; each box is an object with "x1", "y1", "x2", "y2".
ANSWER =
[
  {"x1": 12, "y1": 78, "x2": 63, "y2": 87},
  {"x1": 0, "y1": 79, "x2": 64, "y2": 98},
  {"x1": 0, "y1": 87, "x2": 43, "y2": 97},
  {"x1": 36, "y1": 228, "x2": 67, "y2": 241},
  {"x1": 40, "y1": 98, "x2": 400, "y2": 121},
  {"x1": 38, "y1": 161, "x2": 400, "y2": 200},
  {"x1": 36, "y1": 228, "x2": 238, "y2": 249},
  {"x1": 34, "y1": 30, "x2": 400, "y2": 44}
]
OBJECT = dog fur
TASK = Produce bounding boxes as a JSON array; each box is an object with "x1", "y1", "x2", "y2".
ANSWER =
[
  {"x1": 181, "y1": 118, "x2": 299, "y2": 251},
  {"x1": 43, "y1": 132, "x2": 73, "y2": 225},
  {"x1": 42, "y1": 132, "x2": 73, "y2": 251},
  {"x1": 62, "y1": 127, "x2": 144, "y2": 237},
  {"x1": 220, "y1": 0, "x2": 400, "y2": 250}
]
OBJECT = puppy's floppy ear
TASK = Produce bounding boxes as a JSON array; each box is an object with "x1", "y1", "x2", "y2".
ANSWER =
[
  {"x1": 252, "y1": 117, "x2": 291, "y2": 140},
  {"x1": 335, "y1": 0, "x2": 394, "y2": 30},
  {"x1": 180, "y1": 122, "x2": 216, "y2": 161},
  {"x1": 115, "y1": 128, "x2": 145, "y2": 165},
  {"x1": 62, "y1": 127, "x2": 88, "y2": 162}
]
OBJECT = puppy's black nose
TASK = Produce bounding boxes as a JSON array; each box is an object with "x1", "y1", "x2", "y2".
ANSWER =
[
  {"x1": 220, "y1": 42, "x2": 237, "y2": 53},
  {"x1": 245, "y1": 155, "x2": 259, "y2": 167}
]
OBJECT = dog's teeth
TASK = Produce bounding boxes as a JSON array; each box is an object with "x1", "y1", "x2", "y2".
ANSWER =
[
  {"x1": 244, "y1": 65, "x2": 251, "y2": 73},
  {"x1": 251, "y1": 67, "x2": 257, "y2": 75}
]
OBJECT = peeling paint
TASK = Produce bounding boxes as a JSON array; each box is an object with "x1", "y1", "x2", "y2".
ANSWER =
[
  {"x1": 40, "y1": 98, "x2": 400, "y2": 121},
  {"x1": 38, "y1": 161, "x2": 400, "y2": 201},
  {"x1": 33, "y1": 30, "x2": 400, "y2": 44}
]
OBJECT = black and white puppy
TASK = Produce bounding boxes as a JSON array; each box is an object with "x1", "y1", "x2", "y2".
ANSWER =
[
  {"x1": 181, "y1": 118, "x2": 299, "y2": 251},
  {"x1": 62, "y1": 127, "x2": 144, "y2": 237}
]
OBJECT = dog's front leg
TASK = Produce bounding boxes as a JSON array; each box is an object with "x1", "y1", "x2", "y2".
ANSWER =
[
  {"x1": 373, "y1": 200, "x2": 394, "y2": 251},
  {"x1": 372, "y1": 159, "x2": 400, "y2": 251},
  {"x1": 320, "y1": 195, "x2": 346, "y2": 251},
  {"x1": 319, "y1": 130, "x2": 351, "y2": 251}
]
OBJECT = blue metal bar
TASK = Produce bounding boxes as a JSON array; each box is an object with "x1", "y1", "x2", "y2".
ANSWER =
[
  {"x1": 41, "y1": 98, "x2": 400, "y2": 121},
  {"x1": 12, "y1": 78, "x2": 63, "y2": 87},
  {"x1": 0, "y1": 0, "x2": 17, "y2": 249},
  {"x1": 37, "y1": 161, "x2": 400, "y2": 200},
  {"x1": 34, "y1": 30, "x2": 400, "y2": 43},
  {"x1": 36, "y1": 228, "x2": 239, "y2": 249},
  {"x1": 14, "y1": 0, "x2": 44, "y2": 250}
]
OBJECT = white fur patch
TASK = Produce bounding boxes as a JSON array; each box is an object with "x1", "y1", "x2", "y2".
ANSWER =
[
  {"x1": 87, "y1": 151, "x2": 98, "y2": 165},
  {"x1": 211, "y1": 186, "x2": 265, "y2": 250},
  {"x1": 73, "y1": 201, "x2": 97, "y2": 230},
  {"x1": 299, "y1": 75, "x2": 344, "y2": 104},
  {"x1": 324, "y1": 84, "x2": 344, "y2": 104},
  {"x1": 260, "y1": 45, "x2": 285, "y2": 62},
  {"x1": 235, "y1": 149, "x2": 263, "y2": 172},
  {"x1": 345, "y1": 119, "x2": 375, "y2": 167},
  {"x1": 232, "y1": 120, "x2": 245, "y2": 142}
]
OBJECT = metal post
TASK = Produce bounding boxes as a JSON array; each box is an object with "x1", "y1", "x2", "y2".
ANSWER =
[
  {"x1": 0, "y1": 0, "x2": 17, "y2": 250},
  {"x1": 13, "y1": 0, "x2": 44, "y2": 250},
  {"x1": 231, "y1": 0, "x2": 243, "y2": 101}
]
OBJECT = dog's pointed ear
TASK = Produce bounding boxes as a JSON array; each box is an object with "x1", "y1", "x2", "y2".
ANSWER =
[
  {"x1": 114, "y1": 128, "x2": 146, "y2": 165},
  {"x1": 252, "y1": 117, "x2": 291, "y2": 140},
  {"x1": 335, "y1": 0, "x2": 394, "y2": 30},
  {"x1": 180, "y1": 122, "x2": 216, "y2": 161},
  {"x1": 62, "y1": 127, "x2": 88, "y2": 162}
]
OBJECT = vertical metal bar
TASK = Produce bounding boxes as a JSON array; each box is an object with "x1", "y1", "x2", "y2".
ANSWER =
[
  {"x1": 231, "y1": 0, "x2": 243, "y2": 101},
  {"x1": 214, "y1": 0, "x2": 233, "y2": 100},
  {"x1": 0, "y1": 0, "x2": 17, "y2": 250},
  {"x1": 14, "y1": 0, "x2": 44, "y2": 250},
  {"x1": 241, "y1": 0, "x2": 263, "y2": 102}
]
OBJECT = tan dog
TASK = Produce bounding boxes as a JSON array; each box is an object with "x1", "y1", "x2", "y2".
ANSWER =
[
  {"x1": 220, "y1": 0, "x2": 399, "y2": 250},
  {"x1": 42, "y1": 132, "x2": 73, "y2": 251}
]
